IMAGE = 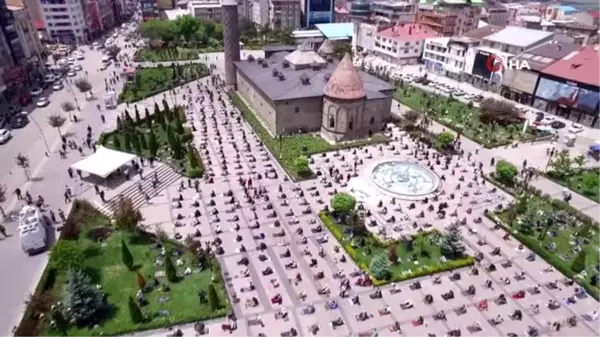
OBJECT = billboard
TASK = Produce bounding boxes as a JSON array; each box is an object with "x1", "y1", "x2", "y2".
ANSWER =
[
  {"x1": 306, "y1": 0, "x2": 333, "y2": 26},
  {"x1": 535, "y1": 77, "x2": 600, "y2": 114},
  {"x1": 502, "y1": 69, "x2": 538, "y2": 95}
]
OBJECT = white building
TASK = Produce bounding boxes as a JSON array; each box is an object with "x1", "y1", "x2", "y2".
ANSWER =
[
  {"x1": 352, "y1": 22, "x2": 377, "y2": 55},
  {"x1": 480, "y1": 25, "x2": 554, "y2": 55},
  {"x1": 250, "y1": 0, "x2": 268, "y2": 26},
  {"x1": 39, "y1": 0, "x2": 87, "y2": 44},
  {"x1": 189, "y1": 0, "x2": 223, "y2": 22},
  {"x1": 371, "y1": 0, "x2": 415, "y2": 24},
  {"x1": 422, "y1": 36, "x2": 480, "y2": 80},
  {"x1": 269, "y1": 0, "x2": 300, "y2": 30},
  {"x1": 374, "y1": 23, "x2": 438, "y2": 65}
]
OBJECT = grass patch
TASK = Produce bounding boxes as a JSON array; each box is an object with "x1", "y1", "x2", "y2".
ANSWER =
[
  {"x1": 394, "y1": 85, "x2": 544, "y2": 148},
  {"x1": 484, "y1": 176, "x2": 600, "y2": 300},
  {"x1": 545, "y1": 169, "x2": 600, "y2": 203},
  {"x1": 135, "y1": 47, "x2": 200, "y2": 62},
  {"x1": 229, "y1": 92, "x2": 389, "y2": 181},
  {"x1": 119, "y1": 64, "x2": 208, "y2": 103},
  {"x1": 319, "y1": 212, "x2": 474, "y2": 285},
  {"x1": 16, "y1": 200, "x2": 228, "y2": 336}
]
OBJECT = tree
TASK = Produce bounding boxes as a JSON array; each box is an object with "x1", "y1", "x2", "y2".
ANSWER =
[
  {"x1": 331, "y1": 192, "x2": 356, "y2": 216},
  {"x1": 166, "y1": 126, "x2": 184, "y2": 159},
  {"x1": 127, "y1": 296, "x2": 144, "y2": 323},
  {"x1": 138, "y1": 132, "x2": 147, "y2": 150},
  {"x1": 479, "y1": 98, "x2": 519, "y2": 124},
  {"x1": 437, "y1": 131, "x2": 455, "y2": 148},
  {"x1": 62, "y1": 268, "x2": 107, "y2": 326},
  {"x1": 413, "y1": 235, "x2": 429, "y2": 256},
  {"x1": 404, "y1": 110, "x2": 420, "y2": 126},
  {"x1": 549, "y1": 150, "x2": 573, "y2": 179},
  {"x1": 144, "y1": 107, "x2": 152, "y2": 128},
  {"x1": 48, "y1": 114, "x2": 67, "y2": 137},
  {"x1": 106, "y1": 45, "x2": 121, "y2": 60},
  {"x1": 187, "y1": 146, "x2": 199, "y2": 168},
  {"x1": 113, "y1": 134, "x2": 122, "y2": 150},
  {"x1": 49, "y1": 240, "x2": 85, "y2": 271},
  {"x1": 164, "y1": 251, "x2": 178, "y2": 282},
  {"x1": 172, "y1": 116, "x2": 184, "y2": 134},
  {"x1": 174, "y1": 15, "x2": 200, "y2": 41},
  {"x1": 134, "y1": 106, "x2": 141, "y2": 124},
  {"x1": 571, "y1": 249, "x2": 587, "y2": 273},
  {"x1": 121, "y1": 239, "x2": 134, "y2": 269},
  {"x1": 207, "y1": 283, "x2": 220, "y2": 310},
  {"x1": 0, "y1": 184, "x2": 6, "y2": 217},
  {"x1": 74, "y1": 78, "x2": 93, "y2": 98},
  {"x1": 388, "y1": 243, "x2": 398, "y2": 264},
  {"x1": 516, "y1": 196, "x2": 529, "y2": 214},
  {"x1": 136, "y1": 272, "x2": 146, "y2": 290},
  {"x1": 582, "y1": 172, "x2": 599, "y2": 194},
  {"x1": 148, "y1": 131, "x2": 159, "y2": 157},
  {"x1": 123, "y1": 132, "x2": 132, "y2": 152},
  {"x1": 440, "y1": 223, "x2": 466, "y2": 258},
  {"x1": 15, "y1": 153, "x2": 31, "y2": 180},
  {"x1": 114, "y1": 197, "x2": 142, "y2": 231},
  {"x1": 294, "y1": 155, "x2": 309, "y2": 173},
  {"x1": 369, "y1": 253, "x2": 391, "y2": 280},
  {"x1": 139, "y1": 19, "x2": 177, "y2": 44},
  {"x1": 131, "y1": 131, "x2": 142, "y2": 153},
  {"x1": 61, "y1": 101, "x2": 76, "y2": 121},
  {"x1": 495, "y1": 160, "x2": 518, "y2": 184},
  {"x1": 573, "y1": 154, "x2": 586, "y2": 172}
]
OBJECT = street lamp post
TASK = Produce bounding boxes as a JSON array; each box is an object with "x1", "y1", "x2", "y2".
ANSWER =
[{"x1": 30, "y1": 116, "x2": 51, "y2": 157}]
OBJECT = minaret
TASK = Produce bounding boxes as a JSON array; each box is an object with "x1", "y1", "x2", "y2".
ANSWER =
[{"x1": 222, "y1": 0, "x2": 240, "y2": 88}]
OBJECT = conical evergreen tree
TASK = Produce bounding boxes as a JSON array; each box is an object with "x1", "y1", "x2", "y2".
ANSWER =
[
  {"x1": 131, "y1": 132, "x2": 141, "y2": 153},
  {"x1": 571, "y1": 249, "x2": 587, "y2": 273},
  {"x1": 173, "y1": 116, "x2": 184, "y2": 134},
  {"x1": 440, "y1": 223, "x2": 466, "y2": 258},
  {"x1": 147, "y1": 131, "x2": 158, "y2": 157},
  {"x1": 113, "y1": 134, "x2": 122, "y2": 150},
  {"x1": 138, "y1": 132, "x2": 147, "y2": 150},
  {"x1": 128, "y1": 295, "x2": 144, "y2": 323},
  {"x1": 134, "y1": 105, "x2": 141, "y2": 124},
  {"x1": 207, "y1": 284, "x2": 219, "y2": 310},
  {"x1": 164, "y1": 252, "x2": 178, "y2": 282},
  {"x1": 136, "y1": 271, "x2": 146, "y2": 289},
  {"x1": 123, "y1": 132, "x2": 132, "y2": 152},
  {"x1": 122, "y1": 239, "x2": 134, "y2": 269},
  {"x1": 144, "y1": 107, "x2": 152, "y2": 128},
  {"x1": 63, "y1": 268, "x2": 107, "y2": 326},
  {"x1": 369, "y1": 253, "x2": 391, "y2": 280}
]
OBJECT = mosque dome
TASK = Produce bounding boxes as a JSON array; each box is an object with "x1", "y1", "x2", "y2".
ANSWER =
[{"x1": 323, "y1": 53, "x2": 366, "y2": 100}]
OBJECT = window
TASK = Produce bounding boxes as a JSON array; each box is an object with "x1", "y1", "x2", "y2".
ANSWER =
[
  {"x1": 369, "y1": 116, "x2": 375, "y2": 124},
  {"x1": 329, "y1": 116, "x2": 335, "y2": 128},
  {"x1": 294, "y1": 107, "x2": 299, "y2": 113},
  {"x1": 348, "y1": 121, "x2": 353, "y2": 130}
]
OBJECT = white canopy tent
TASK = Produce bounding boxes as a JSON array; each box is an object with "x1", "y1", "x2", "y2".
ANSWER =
[{"x1": 71, "y1": 146, "x2": 138, "y2": 179}]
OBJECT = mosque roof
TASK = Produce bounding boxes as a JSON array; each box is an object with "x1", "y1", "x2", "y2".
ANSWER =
[{"x1": 324, "y1": 54, "x2": 366, "y2": 100}]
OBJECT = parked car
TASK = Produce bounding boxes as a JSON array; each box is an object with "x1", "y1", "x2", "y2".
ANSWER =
[
  {"x1": 473, "y1": 95, "x2": 484, "y2": 103},
  {"x1": 540, "y1": 116, "x2": 555, "y2": 125},
  {"x1": 569, "y1": 123, "x2": 584, "y2": 134},
  {"x1": 75, "y1": 53, "x2": 84, "y2": 60},
  {"x1": 0, "y1": 129, "x2": 11, "y2": 144},
  {"x1": 551, "y1": 121, "x2": 566, "y2": 129},
  {"x1": 36, "y1": 97, "x2": 50, "y2": 107},
  {"x1": 44, "y1": 74, "x2": 55, "y2": 83},
  {"x1": 53, "y1": 81, "x2": 64, "y2": 91},
  {"x1": 30, "y1": 87, "x2": 43, "y2": 96},
  {"x1": 67, "y1": 71, "x2": 76, "y2": 77},
  {"x1": 73, "y1": 64, "x2": 83, "y2": 71},
  {"x1": 8, "y1": 105, "x2": 21, "y2": 116},
  {"x1": 11, "y1": 115, "x2": 29, "y2": 129}
]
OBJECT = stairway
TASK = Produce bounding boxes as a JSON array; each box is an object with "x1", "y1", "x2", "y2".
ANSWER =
[{"x1": 96, "y1": 164, "x2": 181, "y2": 216}]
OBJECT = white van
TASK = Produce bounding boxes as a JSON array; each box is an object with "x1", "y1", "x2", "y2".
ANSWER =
[{"x1": 19, "y1": 206, "x2": 49, "y2": 255}]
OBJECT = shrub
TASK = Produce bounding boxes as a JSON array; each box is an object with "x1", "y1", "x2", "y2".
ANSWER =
[
  {"x1": 128, "y1": 296, "x2": 144, "y2": 323},
  {"x1": 495, "y1": 160, "x2": 518, "y2": 184},
  {"x1": 294, "y1": 155, "x2": 309, "y2": 173},
  {"x1": 369, "y1": 253, "x2": 391, "y2": 280},
  {"x1": 331, "y1": 192, "x2": 356, "y2": 215},
  {"x1": 164, "y1": 252, "x2": 178, "y2": 282},
  {"x1": 49, "y1": 240, "x2": 85, "y2": 272},
  {"x1": 187, "y1": 166, "x2": 204, "y2": 178},
  {"x1": 571, "y1": 249, "x2": 587, "y2": 273},
  {"x1": 437, "y1": 131, "x2": 454, "y2": 148},
  {"x1": 114, "y1": 197, "x2": 142, "y2": 231}
]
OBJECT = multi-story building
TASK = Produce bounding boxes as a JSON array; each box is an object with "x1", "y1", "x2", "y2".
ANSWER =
[
  {"x1": 542, "y1": 5, "x2": 579, "y2": 21},
  {"x1": 269, "y1": 0, "x2": 300, "y2": 29},
  {"x1": 422, "y1": 35, "x2": 481, "y2": 80},
  {"x1": 334, "y1": 5, "x2": 349, "y2": 22},
  {"x1": 141, "y1": 0, "x2": 159, "y2": 20},
  {"x1": 352, "y1": 21, "x2": 377, "y2": 55},
  {"x1": 371, "y1": 0, "x2": 415, "y2": 24},
  {"x1": 545, "y1": 21, "x2": 598, "y2": 46},
  {"x1": 157, "y1": 0, "x2": 173, "y2": 9},
  {"x1": 301, "y1": 0, "x2": 334, "y2": 27},
  {"x1": 189, "y1": 0, "x2": 221, "y2": 22},
  {"x1": 38, "y1": 0, "x2": 88, "y2": 43},
  {"x1": 481, "y1": 3, "x2": 508, "y2": 26},
  {"x1": 250, "y1": 0, "x2": 268, "y2": 25},
  {"x1": 348, "y1": 0, "x2": 369, "y2": 21},
  {"x1": 374, "y1": 23, "x2": 438, "y2": 65},
  {"x1": 574, "y1": 10, "x2": 600, "y2": 27},
  {"x1": 8, "y1": 5, "x2": 44, "y2": 68},
  {"x1": 417, "y1": 0, "x2": 482, "y2": 37},
  {"x1": 8, "y1": 0, "x2": 44, "y2": 35}
]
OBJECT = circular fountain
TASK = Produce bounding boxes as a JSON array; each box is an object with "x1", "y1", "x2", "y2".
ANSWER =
[{"x1": 369, "y1": 160, "x2": 441, "y2": 200}]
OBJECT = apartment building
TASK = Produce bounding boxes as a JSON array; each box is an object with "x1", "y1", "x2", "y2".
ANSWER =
[
  {"x1": 250, "y1": 0, "x2": 268, "y2": 25},
  {"x1": 38, "y1": 0, "x2": 87, "y2": 43},
  {"x1": 141, "y1": 0, "x2": 159, "y2": 20},
  {"x1": 8, "y1": 5, "x2": 44, "y2": 61},
  {"x1": 374, "y1": 23, "x2": 437, "y2": 65},
  {"x1": 422, "y1": 35, "x2": 481, "y2": 80},
  {"x1": 417, "y1": 0, "x2": 482, "y2": 37},
  {"x1": 269, "y1": 0, "x2": 300, "y2": 29},
  {"x1": 371, "y1": 0, "x2": 415, "y2": 24},
  {"x1": 481, "y1": 3, "x2": 508, "y2": 26},
  {"x1": 8, "y1": 0, "x2": 44, "y2": 34},
  {"x1": 189, "y1": 0, "x2": 222, "y2": 22}
]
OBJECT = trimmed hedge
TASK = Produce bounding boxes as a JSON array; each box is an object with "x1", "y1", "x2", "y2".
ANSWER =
[{"x1": 319, "y1": 212, "x2": 474, "y2": 286}]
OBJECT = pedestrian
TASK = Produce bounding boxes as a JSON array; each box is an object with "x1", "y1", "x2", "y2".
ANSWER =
[
  {"x1": 25, "y1": 192, "x2": 32, "y2": 205},
  {"x1": 94, "y1": 185, "x2": 100, "y2": 194},
  {"x1": 138, "y1": 168, "x2": 143, "y2": 179},
  {"x1": 0, "y1": 224, "x2": 8, "y2": 238},
  {"x1": 14, "y1": 188, "x2": 22, "y2": 200},
  {"x1": 65, "y1": 185, "x2": 72, "y2": 198},
  {"x1": 87, "y1": 125, "x2": 92, "y2": 134},
  {"x1": 49, "y1": 210, "x2": 56, "y2": 224},
  {"x1": 64, "y1": 191, "x2": 71, "y2": 203},
  {"x1": 62, "y1": 143, "x2": 67, "y2": 152},
  {"x1": 99, "y1": 190, "x2": 106, "y2": 202},
  {"x1": 61, "y1": 135, "x2": 67, "y2": 144},
  {"x1": 78, "y1": 146, "x2": 84, "y2": 156},
  {"x1": 68, "y1": 167, "x2": 74, "y2": 178},
  {"x1": 77, "y1": 169, "x2": 82, "y2": 179},
  {"x1": 58, "y1": 209, "x2": 66, "y2": 222},
  {"x1": 92, "y1": 143, "x2": 97, "y2": 152},
  {"x1": 101, "y1": 114, "x2": 105, "y2": 123}
]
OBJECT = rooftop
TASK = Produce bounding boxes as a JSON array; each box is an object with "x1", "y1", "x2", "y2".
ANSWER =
[
  {"x1": 235, "y1": 51, "x2": 392, "y2": 101},
  {"x1": 514, "y1": 40, "x2": 581, "y2": 71},
  {"x1": 419, "y1": 0, "x2": 483, "y2": 5},
  {"x1": 588, "y1": 10, "x2": 600, "y2": 18},
  {"x1": 315, "y1": 23, "x2": 353, "y2": 40},
  {"x1": 324, "y1": 54, "x2": 366, "y2": 100},
  {"x1": 552, "y1": 20, "x2": 598, "y2": 31},
  {"x1": 484, "y1": 26, "x2": 554, "y2": 47},
  {"x1": 462, "y1": 24, "x2": 502, "y2": 40},
  {"x1": 540, "y1": 45, "x2": 600, "y2": 87},
  {"x1": 7, "y1": 4, "x2": 22, "y2": 10},
  {"x1": 164, "y1": 8, "x2": 190, "y2": 20},
  {"x1": 377, "y1": 23, "x2": 438, "y2": 42}
]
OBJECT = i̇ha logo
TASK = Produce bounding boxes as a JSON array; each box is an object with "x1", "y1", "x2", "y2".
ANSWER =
[{"x1": 485, "y1": 54, "x2": 530, "y2": 73}]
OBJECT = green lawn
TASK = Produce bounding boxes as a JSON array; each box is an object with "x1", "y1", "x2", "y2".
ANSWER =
[
  {"x1": 546, "y1": 169, "x2": 600, "y2": 203},
  {"x1": 320, "y1": 213, "x2": 473, "y2": 285},
  {"x1": 17, "y1": 201, "x2": 228, "y2": 336},
  {"x1": 119, "y1": 64, "x2": 208, "y2": 103},
  {"x1": 230, "y1": 92, "x2": 389, "y2": 180},
  {"x1": 394, "y1": 85, "x2": 542, "y2": 148},
  {"x1": 485, "y1": 175, "x2": 600, "y2": 300},
  {"x1": 136, "y1": 47, "x2": 201, "y2": 62}
]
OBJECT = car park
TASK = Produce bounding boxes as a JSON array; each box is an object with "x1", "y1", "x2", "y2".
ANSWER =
[
  {"x1": 568, "y1": 123, "x2": 584, "y2": 134},
  {"x1": 0, "y1": 129, "x2": 11, "y2": 144},
  {"x1": 30, "y1": 87, "x2": 43, "y2": 96},
  {"x1": 36, "y1": 97, "x2": 50, "y2": 107}
]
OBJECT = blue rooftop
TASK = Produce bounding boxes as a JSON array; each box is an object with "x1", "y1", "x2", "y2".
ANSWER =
[
  {"x1": 315, "y1": 23, "x2": 353, "y2": 40},
  {"x1": 553, "y1": 5, "x2": 578, "y2": 12}
]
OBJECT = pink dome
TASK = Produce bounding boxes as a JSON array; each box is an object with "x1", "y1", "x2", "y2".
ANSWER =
[{"x1": 323, "y1": 53, "x2": 366, "y2": 100}]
